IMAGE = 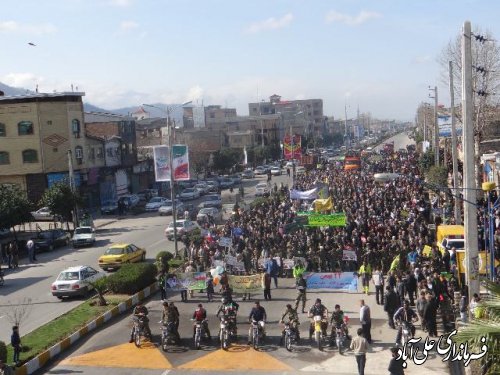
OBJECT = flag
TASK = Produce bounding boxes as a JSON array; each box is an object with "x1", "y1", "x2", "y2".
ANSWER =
[
  {"x1": 314, "y1": 197, "x2": 333, "y2": 212},
  {"x1": 153, "y1": 145, "x2": 171, "y2": 181},
  {"x1": 172, "y1": 145, "x2": 190, "y2": 181},
  {"x1": 243, "y1": 145, "x2": 248, "y2": 165}
]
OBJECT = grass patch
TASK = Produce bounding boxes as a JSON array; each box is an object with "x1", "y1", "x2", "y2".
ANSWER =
[
  {"x1": 168, "y1": 259, "x2": 185, "y2": 269},
  {"x1": 5, "y1": 295, "x2": 127, "y2": 366}
]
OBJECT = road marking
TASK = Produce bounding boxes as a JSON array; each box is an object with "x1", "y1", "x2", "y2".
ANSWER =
[
  {"x1": 178, "y1": 344, "x2": 293, "y2": 371},
  {"x1": 60, "y1": 342, "x2": 172, "y2": 369}
]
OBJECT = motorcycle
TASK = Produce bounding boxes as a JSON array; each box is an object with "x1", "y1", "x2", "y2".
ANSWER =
[
  {"x1": 313, "y1": 315, "x2": 326, "y2": 350},
  {"x1": 131, "y1": 315, "x2": 149, "y2": 347},
  {"x1": 284, "y1": 321, "x2": 299, "y2": 352},
  {"x1": 193, "y1": 319, "x2": 208, "y2": 350},
  {"x1": 160, "y1": 321, "x2": 179, "y2": 350},
  {"x1": 400, "y1": 320, "x2": 413, "y2": 347},
  {"x1": 251, "y1": 320, "x2": 265, "y2": 349},
  {"x1": 219, "y1": 316, "x2": 236, "y2": 350},
  {"x1": 334, "y1": 316, "x2": 349, "y2": 353}
]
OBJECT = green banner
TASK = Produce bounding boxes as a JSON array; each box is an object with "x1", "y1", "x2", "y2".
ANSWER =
[{"x1": 307, "y1": 213, "x2": 346, "y2": 227}]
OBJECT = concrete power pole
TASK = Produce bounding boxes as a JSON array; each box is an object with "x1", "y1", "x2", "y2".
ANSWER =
[
  {"x1": 449, "y1": 61, "x2": 462, "y2": 225},
  {"x1": 67, "y1": 150, "x2": 78, "y2": 228},
  {"x1": 429, "y1": 86, "x2": 440, "y2": 165},
  {"x1": 462, "y1": 20, "x2": 480, "y2": 299}
]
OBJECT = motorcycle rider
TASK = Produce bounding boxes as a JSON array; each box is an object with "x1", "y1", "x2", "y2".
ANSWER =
[
  {"x1": 216, "y1": 297, "x2": 239, "y2": 337},
  {"x1": 161, "y1": 301, "x2": 180, "y2": 343},
  {"x1": 129, "y1": 301, "x2": 151, "y2": 343},
  {"x1": 329, "y1": 304, "x2": 348, "y2": 346},
  {"x1": 192, "y1": 303, "x2": 211, "y2": 340},
  {"x1": 248, "y1": 301, "x2": 267, "y2": 345},
  {"x1": 279, "y1": 303, "x2": 300, "y2": 345},
  {"x1": 393, "y1": 300, "x2": 418, "y2": 345},
  {"x1": 308, "y1": 298, "x2": 328, "y2": 340}
]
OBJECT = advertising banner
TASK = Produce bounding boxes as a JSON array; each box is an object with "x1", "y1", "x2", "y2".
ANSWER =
[
  {"x1": 284, "y1": 134, "x2": 302, "y2": 160},
  {"x1": 303, "y1": 272, "x2": 358, "y2": 292},
  {"x1": 228, "y1": 274, "x2": 262, "y2": 293},
  {"x1": 153, "y1": 145, "x2": 171, "y2": 182},
  {"x1": 172, "y1": 145, "x2": 190, "y2": 181},
  {"x1": 165, "y1": 272, "x2": 207, "y2": 290},
  {"x1": 342, "y1": 250, "x2": 357, "y2": 261},
  {"x1": 438, "y1": 115, "x2": 463, "y2": 138},
  {"x1": 307, "y1": 213, "x2": 346, "y2": 227},
  {"x1": 290, "y1": 188, "x2": 318, "y2": 200}
]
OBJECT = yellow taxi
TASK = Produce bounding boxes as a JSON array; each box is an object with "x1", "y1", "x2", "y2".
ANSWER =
[{"x1": 98, "y1": 243, "x2": 146, "y2": 271}]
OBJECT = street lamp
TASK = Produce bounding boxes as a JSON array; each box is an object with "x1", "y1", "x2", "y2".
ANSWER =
[
  {"x1": 143, "y1": 101, "x2": 192, "y2": 258},
  {"x1": 482, "y1": 181, "x2": 498, "y2": 281}
]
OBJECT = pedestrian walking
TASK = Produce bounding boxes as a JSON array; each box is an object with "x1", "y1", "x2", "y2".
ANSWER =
[
  {"x1": 206, "y1": 274, "x2": 214, "y2": 302},
  {"x1": 388, "y1": 347, "x2": 405, "y2": 375},
  {"x1": 350, "y1": 328, "x2": 368, "y2": 375},
  {"x1": 11, "y1": 326, "x2": 21, "y2": 365},
  {"x1": 385, "y1": 285, "x2": 400, "y2": 329},
  {"x1": 26, "y1": 239, "x2": 35, "y2": 263},
  {"x1": 459, "y1": 290, "x2": 468, "y2": 323},
  {"x1": 6, "y1": 243, "x2": 12, "y2": 269},
  {"x1": 263, "y1": 272, "x2": 272, "y2": 300},
  {"x1": 423, "y1": 292, "x2": 438, "y2": 337},
  {"x1": 358, "y1": 261, "x2": 372, "y2": 295},
  {"x1": 416, "y1": 291, "x2": 428, "y2": 331},
  {"x1": 10, "y1": 242, "x2": 18, "y2": 269},
  {"x1": 372, "y1": 268, "x2": 384, "y2": 305},
  {"x1": 359, "y1": 299, "x2": 372, "y2": 343},
  {"x1": 158, "y1": 271, "x2": 167, "y2": 300},
  {"x1": 294, "y1": 274, "x2": 307, "y2": 313}
]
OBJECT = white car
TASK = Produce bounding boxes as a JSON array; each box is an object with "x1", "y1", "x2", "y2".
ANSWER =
[
  {"x1": 194, "y1": 183, "x2": 210, "y2": 195},
  {"x1": 254, "y1": 167, "x2": 266, "y2": 175},
  {"x1": 145, "y1": 197, "x2": 170, "y2": 211},
  {"x1": 255, "y1": 182, "x2": 269, "y2": 197},
  {"x1": 158, "y1": 200, "x2": 184, "y2": 216},
  {"x1": 51, "y1": 266, "x2": 105, "y2": 299},
  {"x1": 165, "y1": 220, "x2": 199, "y2": 240},
  {"x1": 31, "y1": 207, "x2": 59, "y2": 221},
  {"x1": 202, "y1": 194, "x2": 222, "y2": 208},
  {"x1": 72, "y1": 226, "x2": 96, "y2": 248},
  {"x1": 270, "y1": 167, "x2": 282, "y2": 176},
  {"x1": 180, "y1": 188, "x2": 200, "y2": 200},
  {"x1": 241, "y1": 169, "x2": 255, "y2": 179},
  {"x1": 196, "y1": 207, "x2": 222, "y2": 223}
]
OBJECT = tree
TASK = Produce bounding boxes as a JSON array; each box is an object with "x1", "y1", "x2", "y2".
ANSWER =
[
  {"x1": 3, "y1": 297, "x2": 32, "y2": 330},
  {"x1": 454, "y1": 281, "x2": 500, "y2": 375},
  {"x1": 0, "y1": 185, "x2": 33, "y2": 237},
  {"x1": 426, "y1": 165, "x2": 449, "y2": 187},
  {"x1": 40, "y1": 181, "x2": 82, "y2": 227},
  {"x1": 439, "y1": 26, "x2": 500, "y2": 185},
  {"x1": 213, "y1": 148, "x2": 242, "y2": 173},
  {"x1": 89, "y1": 277, "x2": 108, "y2": 306}
]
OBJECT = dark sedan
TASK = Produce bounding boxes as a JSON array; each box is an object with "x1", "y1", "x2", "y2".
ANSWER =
[{"x1": 33, "y1": 229, "x2": 71, "y2": 251}]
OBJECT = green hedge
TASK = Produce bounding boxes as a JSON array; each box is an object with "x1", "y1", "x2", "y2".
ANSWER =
[{"x1": 106, "y1": 263, "x2": 157, "y2": 295}]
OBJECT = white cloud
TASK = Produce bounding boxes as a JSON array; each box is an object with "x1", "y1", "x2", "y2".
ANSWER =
[
  {"x1": 119, "y1": 20, "x2": 139, "y2": 31},
  {"x1": 0, "y1": 21, "x2": 57, "y2": 35},
  {"x1": 246, "y1": 13, "x2": 294, "y2": 34},
  {"x1": 325, "y1": 10, "x2": 381, "y2": 26},
  {"x1": 1, "y1": 72, "x2": 41, "y2": 88},
  {"x1": 108, "y1": 0, "x2": 133, "y2": 7}
]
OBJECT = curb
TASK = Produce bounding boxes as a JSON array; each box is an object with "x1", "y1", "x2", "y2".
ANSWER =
[{"x1": 15, "y1": 283, "x2": 158, "y2": 375}]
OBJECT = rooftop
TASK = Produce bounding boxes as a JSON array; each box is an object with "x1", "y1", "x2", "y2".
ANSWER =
[{"x1": 0, "y1": 91, "x2": 85, "y2": 102}]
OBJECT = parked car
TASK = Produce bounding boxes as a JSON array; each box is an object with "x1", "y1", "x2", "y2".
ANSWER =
[
  {"x1": 137, "y1": 189, "x2": 159, "y2": 201},
  {"x1": 72, "y1": 226, "x2": 96, "y2": 248},
  {"x1": 158, "y1": 200, "x2": 184, "y2": 216},
  {"x1": 98, "y1": 243, "x2": 146, "y2": 271},
  {"x1": 202, "y1": 194, "x2": 222, "y2": 209},
  {"x1": 205, "y1": 180, "x2": 220, "y2": 193},
  {"x1": 145, "y1": 197, "x2": 170, "y2": 211},
  {"x1": 101, "y1": 200, "x2": 118, "y2": 215},
  {"x1": 178, "y1": 179, "x2": 198, "y2": 189},
  {"x1": 196, "y1": 207, "x2": 222, "y2": 224},
  {"x1": 255, "y1": 182, "x2": 270, "y2": 197},
  {"x1": 118, "y1": 194, "x2": 140, "y2": 209},
  {"x1": 218, "y1": 178, "x2": 234, "y2": 189},
  {"x1": 51, "y1": 266, "x2": 105, "y2": 299},
  {"x1": 33, "y1": 229, "x2": 71, "y2": 252},
  {"x1": 228, "y1": 174, "x2": 242, "y2": 184},
  {"x1": 194, "y1": 183, "x2": 210, "y2": 195},
  {"x1": 270, "y1": 166, "x2": 282, "y2": 176},
  {"x1": 180, "y1": 187, "x2": 200, "y2": 200},
  {"x1": 241, "y1": 169, "x2": 255, "y2": 179},
  {"x1": 165, "y1": 220, "x2": 199, "y2": 240},
  {"x1": 31, "y1": 207, "x2": 59, "y2": 221},
  {"x1": 0, "y1": 228, "x2": 11, "y2": 239},
  {"x1": 254, "y1": 166, "x2": 266, "y2": 175}
]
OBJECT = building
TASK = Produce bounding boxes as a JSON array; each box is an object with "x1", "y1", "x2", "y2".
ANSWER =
[
  {"x1": 0, "y1": 92, "x2": 86, "y2": 202},
  {"x1": 182, "y1": 105, "x2": 237, "y2": 129}
]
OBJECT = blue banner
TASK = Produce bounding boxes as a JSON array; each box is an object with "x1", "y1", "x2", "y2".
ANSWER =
[{"x1": 303, "y1": 272, "x2": 358, "y2": 292}]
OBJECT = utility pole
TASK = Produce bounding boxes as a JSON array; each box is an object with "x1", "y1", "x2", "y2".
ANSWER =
[
  {"x1": 429, "y1": 86, "x2": 439, "y2": 165},
  {"x1": 344, "y1": 103, "x2": 349, "y2": 149},
  {"x1": 462, "y1": 20, "x2": 480, "y2": 299},
  {"x1": 168, "y1": 110, "x2": 179, "y2": 258},
  {"x1": 449, "y1": 61, "x2": 462, "y2": 225},
  {"x1": 259, "y1": 101, "x2": 264, "y2": 147},
  {"x1": 67, "y1": 150, "x2": 78, "y2": 228}
]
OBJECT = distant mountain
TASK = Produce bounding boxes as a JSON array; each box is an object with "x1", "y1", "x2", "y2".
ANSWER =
[{"x1": 0, "y1": 82, "x2": 34, "y2": 96}]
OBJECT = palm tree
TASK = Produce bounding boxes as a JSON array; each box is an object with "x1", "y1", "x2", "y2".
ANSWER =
[{"x1": 454, "y1": 281, "x2": 500, "y2": 375}]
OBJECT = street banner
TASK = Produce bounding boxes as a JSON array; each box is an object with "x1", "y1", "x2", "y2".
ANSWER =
[
  {"x1": 290, "y1": 188, "x2": 318, "y2": 200},
  {"x1": 422, "y1": 245, "x2": 432, "y2": 256},
  {"x1": 228, "y1": 274, "x2": 262, "y2": 293},
  {"x1": 283, "y1": 134, "x2": 302, "y2": 160},
  {"x1": 225, "y1": 255, "x2": 245, "y2": 271},
  {"x1": 314, "y1": 198, "x2": 333, "y2": 212},
  {"x1": 153, "y1": 145, "x2": 171, "y2": 182},
  {"x1": 456, "y1": 251, "x2": 499, "y2": 275},
  {"x1": 303, "y1": 272, "x2": 358, "y2": 292},
  {"x1": 307, "y1": 213, "x2": 346, "y2": 227},
  {"x1": 172, "y1": 145, "x2": 190, "y2": 180},
  {"x1": 438, "y1": 115, "x2": 463, "y2": 138},
  {"x1": 342, "y1": 250, "x2": 357, "y2": 261},
  {"x1": 166, "y1": 272, "x2": 207, "y2": 290},
  {"x1": 219, "y1": 237, "x2": 232, "y2": 247}
]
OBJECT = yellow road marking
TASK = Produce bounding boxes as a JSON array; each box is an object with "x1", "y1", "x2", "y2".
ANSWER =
[
  {"x1": 60, "y1": 342, "x2": 172, "y2": 369},
  {"x1": 179, "y1": 345, "x2": 293, "y2": 371}
]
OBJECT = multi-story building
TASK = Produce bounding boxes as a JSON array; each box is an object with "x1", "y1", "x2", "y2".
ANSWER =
[
  {"x1": 0, "y1": 92, "x2": 87, "y2": 202},
  {"x1": 182, "y1": 105, "x2": 237, "y2": 129}
]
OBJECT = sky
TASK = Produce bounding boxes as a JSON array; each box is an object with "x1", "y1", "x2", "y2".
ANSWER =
[{"x1": 1, "y1": 0, "x2": 499, "y2": 121}]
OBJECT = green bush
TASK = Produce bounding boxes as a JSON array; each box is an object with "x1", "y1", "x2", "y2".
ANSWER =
[
  {"x1": 0, "y1": 340, "x2": 6, "y2": 362},
  {"x1": 106, "y1": 263, "x2": 157, "y2": 295},
  {"x1": 250, "y1": 197, "x2": 269, "y2": 208},
  {"x1": 156, "y1": 251, "x2": 173, "y2": 263}
]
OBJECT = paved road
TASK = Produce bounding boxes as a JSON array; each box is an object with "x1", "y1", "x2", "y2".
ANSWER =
[
  {"x1": 373, "y1": 132, "x2": 415, "y2": 152},
  {"x1": 0, "y1": 174, "x2": 286, "y2": 343},
  {"x1": 44, "y1": 278, "x2": 449, "y2": 375}
]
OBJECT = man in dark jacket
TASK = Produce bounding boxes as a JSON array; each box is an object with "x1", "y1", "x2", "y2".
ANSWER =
[
  {"x1": 423, "y1": 293, "x2": 438, "y2": 337},
  {"x1": 405, "y1": 271, "x2": 417, "y2": 306},
  {"x1": 11, "y1": 326, "x2": 21, "y2": 365},
  {"x1": 384, "y1": 286, "x2": 400, "y2": 329}
]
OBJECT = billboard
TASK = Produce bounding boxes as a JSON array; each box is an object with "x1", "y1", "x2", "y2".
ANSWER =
[
  {"x1": 172, "y1": 145, "x2": 190, "y2": 181},
  {"x1": 438, "y1": 115, "x2": 462, "y2": 137},
  {"x1": 153, "y1": 145, "x2": 171, "y2": 182},
  {"x1": 192, "y1": 106, "x2": 206, "y2": 128},
  {"x1": 284, "y1": 134, "x2": 302, "y2": 160}
]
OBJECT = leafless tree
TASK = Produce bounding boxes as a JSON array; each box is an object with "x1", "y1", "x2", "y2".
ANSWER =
[
  {"x1": 438, "y1": 26, "x2": 500, "y2": 184},
  {"x1": 3, "y1": 297, "x2": 33, "y2": 329}
]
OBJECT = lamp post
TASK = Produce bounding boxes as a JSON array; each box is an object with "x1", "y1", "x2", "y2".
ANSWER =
[{"x1": 143, "y1": 101, "x2": 192, "y2": 258}]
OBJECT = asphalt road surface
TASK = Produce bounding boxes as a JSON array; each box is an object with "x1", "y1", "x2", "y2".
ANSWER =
[{"x1": 373, "y1": 131, "x2": 415, "y2": 151}]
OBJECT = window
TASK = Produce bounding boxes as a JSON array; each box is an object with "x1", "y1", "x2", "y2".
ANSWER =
[
  {"x1": 0, "y1": 151, "x2": 9, "y2": 165},
  {"x1": 106, "y1": 148, "x2": 113, "y2": 157},
  {"x1": 22, "y1": 149, "x2": 38, "y2": 163},
  {"x1": 47, "y1": 120, "x2": 53, "y2": 125},
  {"x1": 75, "y1": 146, "x2": 83, "y2": 164},
  {"x1": 88, "y1": 147, "x2": 95, "y2": 160},
  {"x1": 0, "y1": 123, "x2": 5, "y2": 137},
  {"x1": 72, "y1": 119, "x2": 81, "y2": 138},
  {"x1": 18, "y1": 121, "x2": 34, "y2": 135},
  {"x1": 96, "y1": 147, "x2": 103, "y2": 159}
]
